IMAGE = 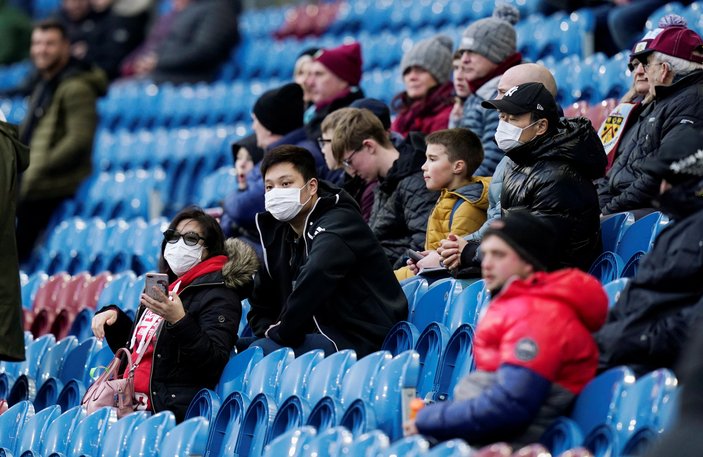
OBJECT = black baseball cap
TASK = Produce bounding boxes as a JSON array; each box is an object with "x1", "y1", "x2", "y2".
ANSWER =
[
  {"x1": 641, "y1": 124, "x2": 703, "y2": 184},
  {"x1": 481, "y1": 82, "x2": 559, "y2": 123}
]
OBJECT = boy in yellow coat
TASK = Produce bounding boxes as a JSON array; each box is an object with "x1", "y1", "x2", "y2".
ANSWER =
[{"x1": 397, "y1": 128, "x2": 490, "y2": 280}]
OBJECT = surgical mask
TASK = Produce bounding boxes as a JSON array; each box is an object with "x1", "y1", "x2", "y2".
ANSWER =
[
  {"x1": 495, "y1": 119, "x2": 539, "y2": 151},
  {"x1": 164, "y1": 239, "x2": 204, "y2": 276},
  {"x1": 265, "y1": 181, "x2": 312, "y2": 222}
]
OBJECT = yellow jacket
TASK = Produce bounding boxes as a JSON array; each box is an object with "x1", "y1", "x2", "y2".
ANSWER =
[{"x1": 395, "y1": 176, "x2": 491, "y2": 281}]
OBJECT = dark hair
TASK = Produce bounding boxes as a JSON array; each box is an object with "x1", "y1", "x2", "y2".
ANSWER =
[
  {"x1": 158, "y1": 206, "x2": 226, "y2": 282},
  {"x1": 529, "y1": 111, "x2": 559, "y2": 134},
  {"x1": 260, "y1": 145, "x2": 318, "y2": 182},
  {"x1": 33, "y1": 19, "x2": 68, "y2": 39},
  {"x1": 426, "y1": 128, "x2": 484, "y2": 176}
]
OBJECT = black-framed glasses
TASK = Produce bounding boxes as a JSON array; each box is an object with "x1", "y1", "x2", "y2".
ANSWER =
[
  {"x1": 163, "y1": 229, "x2": 205, "y2": 246},
  {"x1": 643, "y1": 61, "x2": 664, "y2": 72},
  {"x1": 342, "y1": 148, "x2": 361, "y2": 169},
  {"x1": 317, "y1": 137, "x2": 332, "y2": 150}
]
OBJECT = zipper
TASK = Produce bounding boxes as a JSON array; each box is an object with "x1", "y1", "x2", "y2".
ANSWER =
[{"x1": 313, "y1": 315, "x2": 339, "y2": 352}]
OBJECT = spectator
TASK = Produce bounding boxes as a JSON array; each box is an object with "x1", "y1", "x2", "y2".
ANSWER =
[
  {"x1": 598, "y1": 15, "x2": 687, "y2": 173},
  {"x1": 481, "y1": 82, "x2": 605, "y2": 271},
  {"x1": 0, "y1": 109, "x2": 29, "y2": 362},
  {"x1": 294, "y1": 47, "x2": 319, "y2": 108},
  {"x1": 332, "y1": 108, "x2": 439, "y2": 267},
  {"x1": 0, "y1": 0, "x2": 31, "y2": 65},
  {"x1": 597, "y1": 23, "x2": 703, "y2": 217},
  {"x1": 397, "y1": 128, "x2": 490, "y2": 280},
  {"x1": 455, "y1": 4, "x2": 522, "y2": 177},
  {"x1": 129, "y1": 0, "x2": 240, "y2": 84},
  {"x1": 221, "y1": 83, "x2": 310, "y2": 246},
  {"x1": 245, "y1": 146, "x2": 407, "y2": 357},
  {"x1": 449, "y1": 50, "x2": 471, "y2": 128},
  {"x1": 16, "y1": 20, "x2": 107, "y2": 263},
  {"x1": 303, "y1": 42, "x2": 364, "y2": 144},
  {"x1": 91, "y1": 207, "x2": 259, "y2": 421},
  {"x1": 596, "y1": 125, "x2": 703, "y2": 377},
  {"x1": 438, "y1": 63, "x2": 560, "y2": 276},
  {"x1": 405, "y1": 210, "x2": 608, "y2": 447},
  {"x1": 390, "y1": 35, "x2": 454, "y2": 137}
]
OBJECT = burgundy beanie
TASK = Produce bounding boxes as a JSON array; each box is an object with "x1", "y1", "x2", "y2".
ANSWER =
[{"x1": 314, "y1": 42, "x2": 363, "y2": 86}]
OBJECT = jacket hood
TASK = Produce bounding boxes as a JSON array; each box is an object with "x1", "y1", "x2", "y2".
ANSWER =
[
  {"x1": 0, "y1": 121, "x2": 29, "y2": 173},
  {"x1": 61, "y1": 58, "x2": 109, "y2": 97},
  {"x1": 380, "y1": 132, "x2": 427, "y2": 192},
  {"x1": 507, "y1": 117, "x2": 607, "y2": 180},
  {"x1": 221, "y1": 238, "x2": 259, "y2": 289},
  {"x1": 501, "y1": 269, "x2": 608, "y2": 332}
]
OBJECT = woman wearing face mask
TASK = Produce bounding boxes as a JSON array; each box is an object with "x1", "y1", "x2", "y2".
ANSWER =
[
  {"x1": 482, "y1": 82, "x2": 606, "y2": 271},
  {"x1": 91, "y1": 206, "x2": 259, "y2": 422}
]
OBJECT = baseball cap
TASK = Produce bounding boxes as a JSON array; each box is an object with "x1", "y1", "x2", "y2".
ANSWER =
[
  {"x1": 481, "y1": 82, "x2": 559, "y2": 122},
  {"x1": 631, "y1": 25, "x2": 703, "y2": 64}
]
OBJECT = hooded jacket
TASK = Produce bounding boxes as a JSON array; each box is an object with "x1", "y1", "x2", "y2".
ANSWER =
[
  {"x1": 596, "y1": 180, "x2": 703, "y2": 376},
  {"x1": 100, "y1": 238, "x2": 258, "y2": 422},
  {"x1": 20, "y1": 59, "x2": 107, "y2": 201},
  {"x1": 416, "y1": 269, "x2": 608, "y2": 446},
  {"x1": 501, "y1": 117, "x2": 606, "y2": 271},
  {"x1": 249, "y1": 181, "x2": 407, "y2": 358},
  {"x1": 369, "y1": 132, "x2": 440, "y2": 267},
  {"x1": 597, "y1": 70, "x2": 703, "y2": 215},
  {"x1": 0, "y1": 120, "x2": 29, "y2": 361}
]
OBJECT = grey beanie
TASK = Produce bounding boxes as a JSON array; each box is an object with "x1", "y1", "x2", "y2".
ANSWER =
[
  {"x1": 459, "y1": 4, "x2": 520, "y2": 64},
  {"x1": 400, "y1": 35, "x2": 454, "y2": 85}
]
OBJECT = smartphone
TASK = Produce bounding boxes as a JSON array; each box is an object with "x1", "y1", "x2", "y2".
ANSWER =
[
  {"x1": 407, "y1": 249, "x2": 425, "y2": 262},
  {"x1": 145, "y1": 273, "x2": 169, "y2": 300}
]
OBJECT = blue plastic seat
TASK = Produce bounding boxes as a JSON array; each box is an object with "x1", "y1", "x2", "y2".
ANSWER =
[
  {"x1": 159, "y1": 417, "x2": 209, "y2": 457},
  {"x1": 346, "y1": 429, "x2": 390, "y2": 457},
  {"x1": 36, "y1": 336, "x2": 78, "y2": 387},
  {"x1": 65, "y1": 407, "x2": 116, "y2": 457},
  {"x1": 276, "y1": 349, "x2": 324, "y2": 405},
  {"x1": 40, "y1": 405, "x2": 86, "y2": 456},
  {"x1": 615, "y1": 212, "x2": 669, "y2": 261},
  {"x1": 414, "y1": 322, "x2": 451, "y2": 398},
  {"x1": 426, "y1": 439, "x2": 472, "y2": 456},
  {"x1": 56, "y1": 379, "x2": 86, "y2": 413},
  {"x1": 95, "y1": 271, "x2": 136, "y2": 310},
  {"x1": 603, "y1": 278, "x2": 629, "y2": 309},
  {"x1": 381, "y1": 321, "x2": 420, "y2": 356},
  {"x1": 540, "y1": 416, "x2": 585, "y2": 456},
  {"x1": 444, "y1": 279, "x2": 486, "y2": 331},
  {"x1": 430, "y1": 324, "x2": 474, "y2": 401},
  {"x1": 0, "y1": 401, "x2": 34, "y2": 456},
  {"x1": 268, "y1": 395, "x2": 309, "y2": 442},
  {"x1": 234, "y1": 393, "x2": 277, "y2": 457},
  {"x1": 305, "y1": 396, "x2": 343, "y2": 434},
  {"x1": 303, "y1": 426, "x2": 354, "y2": 456},
  {"x1": 410, "y1": 278, "x2": 464, "y2": 330},
  {"x1": 378, "y1": 435, "x2": 430, "y2": 457},
  {"x1": 125, "y1": 411, "x2": 176, "y2": 457},
  {"x1": 184, "y1": 388, "x2": 222, "y2": 423},
  {"x1": 601, "y1": 212, "x2": 634, "y2": 253},
  {"x1": 583, "y1": 423, "x2": 619, "y2": 457},
  {"x1": 98, "y1": 411, "x2": 149, "y2": 457},
  {"x1": 59, "y1": 338, "x2": 101, "y2": 385},
  {"x1": 400, "y1": 277, "x2": 427, "y2": 315},
  {"x1": 370, "y1": 350, "x2": 421, "y2": 440},
  {"x1": 14, "y1": 405, "x2": 61, "y2": 456},
  {"x1": 621, "y1": 251, "x2": 646, "y2": 278},
  {"x1": 245, "y1": 347, "x2": 294, "y2": 401},
  {"x1": 21, "y1": 272, "x2": 49, "y2": 310},
  {"x1": 588, "y1": 251, "x2": 625, "y2": 283},
  {"x1": 305, "y1": 350, "x2": 356, "y2": 406},
  {"x1": 216, "y1": 346, "x2": 264, "y2": 400},
  {"x1": 339, "y1": 398, "x2": 375, "y2": 437},
  {"x1": 262, "y1": 426, "x2": 316, "y2": 457},
  {"x1": 339, "y1": 351, "x2": 392, "y2": 408},
  {"x1": 33, "y1": 378, "x2": 63, "y2": 413},
  {"x1": 205, "y1": 391, "x2": 250, "y2": 457}
]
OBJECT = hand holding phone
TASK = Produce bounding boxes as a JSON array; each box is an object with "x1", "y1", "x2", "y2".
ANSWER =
[
  {"x1": 407, "y1": 249, "x2": 425, "y2": 262},
  {"x1": 145, "y1": 273, "x2": 169, "y2": 300}
]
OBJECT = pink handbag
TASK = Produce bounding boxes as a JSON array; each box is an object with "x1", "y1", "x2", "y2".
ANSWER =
[{"x1": 81, "y1": 347, "x2": 136, "y2": 418}]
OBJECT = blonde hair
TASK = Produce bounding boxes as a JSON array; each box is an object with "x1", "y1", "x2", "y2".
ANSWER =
[
  {"x1": 331, "y1": 108, "x2": 392, "y2": 163},
  {"x1": 321, "y1": 107, "x2": 356, "y2": 134}
]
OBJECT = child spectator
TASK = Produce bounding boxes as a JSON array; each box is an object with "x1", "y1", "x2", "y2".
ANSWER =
[{"x1": 397, "y1": 128, "x2": 490, "y2": 280}]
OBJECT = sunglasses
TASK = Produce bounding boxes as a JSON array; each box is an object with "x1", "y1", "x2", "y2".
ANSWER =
[{"x1": 163, "y1": 229, "x2": 205, "y2": 246}]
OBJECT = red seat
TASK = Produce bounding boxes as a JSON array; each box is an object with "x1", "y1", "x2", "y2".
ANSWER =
[
  {"x1": 563, "y1": 100, "x2": 589, "y2": 119},
  {"x1": 475, "y1": 443, "x2": 513, "y2": 457},
  {"x1": 512, "y1": 443, "x2": 551, "y2": 457},
  {"x1": 558, "y1": 448, "x2": 593, "y2": 457},
  {"x1": 28, "y1": 273, "x2": 71, "y2": 337},
  {"x1": 586, "y1": 98, "x2": 619, "y2": 129},
  {"x1": 76, "y1": 272, "x2": 112, "y2": 310}
]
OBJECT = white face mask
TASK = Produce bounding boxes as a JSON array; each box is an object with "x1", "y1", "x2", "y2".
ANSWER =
[
  {"x1": 265, "y1": 181, "x2": 312, "y2": 222},
  {"x1": 495, "y1": 119, "x2": 539, "y2": 151},
  {"x1": 164, "y1": 239, "x2": 204, "y2": 276}
]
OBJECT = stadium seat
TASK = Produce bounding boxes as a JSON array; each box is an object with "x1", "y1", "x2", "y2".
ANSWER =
[
  {"x1": 33, "y1": 378, "x2": 63, "y2": 413},
  {"x1": 205, "y1": 391, "x2": 250, "y2": 457},
  {"x1": 59, "y1": 337, "x2": 101, "y2": 385},
  {"x1": 269, "y1": 395, "x2": 309, "y2": 442},
  {"x1": 235, "y1": 393, "x2": 278, "y2": 457},
  {"x1": 276, "y1": 349, "x2": 324, "y2": 405},
  {"x1": 541, "y1": 418, "x2": 585, "y2": 456},
  {"x1": 426, "y1": 439, "x2": 473, "y2": 456},
  {"x1": 95, "y1": 271, "x2": 136, "y2": 310},
  {"x1": 414, "y1": 322, "x2": 451, "y2": 398},
  {"x1": 430, "y1": 324, "x2": 475, "y2": 401},
  {"x1": 125, "y1": 411, "x2": 176, "y2": 457},
  {"x1": 40, "y1": 405, "x2": 86, "y2": 456},
  {"x1": 14, "y1": 405, "x2": 61, "y2": 457},
  {"x1": 21, "y1": 272, "x2": 48, "y2": 310},
  {"x1": 582, "y1": 423, "x2": 618, "y2": 457},
  {"x1": 600, "y1": 212, "x2": 635, "y2": 253},
  {"x1": 339, "y1": 351, "x2": 392, "y2": 408},
  {"x1": 65, "y1": 407, "x2": 116, "y2": 457},
  {"x1": 306, "y1": 396, "x2": 343, "y2": 433},
  {"x1": 339, "y1": 398, "x2": 374, "y2": 437},
  {"x1": 246, "y1": 347, "x2": 294, "y2": 400},
  {"x1": 35, "y1": 336, "x2": 78, "y2": 388},
  {"x1": 621, "y1": 251, "x2": 646, "y2": 279},
  {"x1": 184, "y1": 388, "x2": 222, "y2": 423},
  {"x1": 216, "y1": 346, "x2": 264, "y2": 400},
  {"x1": 56, "y1": 379, "x2": 86, "y2": 413},
  {"x1": 303, "y1": 426, "x2": 354, "y2": 456},
  {"x1": 444, "y1": 279, "x2": 487, "y2": 331},
  {"x1": 588, "y1": 252, "x2": 625, "y2": 284},
  {"x1": 603, "y1": 278, "x2": 629, "y2": 308},
  {"x1": 378, "y1": 435, "x2": 430, "y2": 457},
  {"x1": 98, "y1": 411, "x2": 149, "y2": 457},
  {"x1": 346, "y1": 429, "x2": 390, "y2": 456},
  {"x1": 410, "y1": 278, "x2": 465, "y2": 330},
  {"x1": 305, "y1": 350, "x2": 356, "y2": 406},
  {"x1": 159, "y1": 416, "x2": 209, "y2": 457},
  {"x1": 381, "y1": 321, "x2": 420, "y2": 356},
  {"x1": 262, "y1": 426, "x2": 316, "y2": 457},
  {"x1": 615, "y1": 212, "x2": 669, "y2": 262},
  {"x1": 0, "y1": 401, "x2": 34, "y2": 457}
]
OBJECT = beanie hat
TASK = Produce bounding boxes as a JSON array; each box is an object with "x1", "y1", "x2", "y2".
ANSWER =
[
  {"x1": 350, "y1": 98, "x2": 391, "y2": 130},
  {"x1": 314, "y1": 42, "x2": 363, "y2": 86},
  {"x1": 253, "y1": 83, "x2": 304, "y2": 136},
  {"x1": 483, "y1": 210, "x2": 559, "y2": 271},
  {"x1": 400, "y1": 35, "x2": 454, "y2": 85},
  {"x1": 231, "y1": 133, "x2": 264, "y2": 165},
  {"x1": 459, "y1": 4, "x2": 520, "y2": 64}
]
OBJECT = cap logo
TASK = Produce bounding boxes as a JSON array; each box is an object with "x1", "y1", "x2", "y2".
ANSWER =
[
  {"x1": 536, "y1": 103, "x2": 543, "y2": 111},
  {"x1": 505, "y1": 86, "x2": 519, "y2": 97},
  {"x1": 634, "y1": 41, "x2": 648, "y2": 53}
]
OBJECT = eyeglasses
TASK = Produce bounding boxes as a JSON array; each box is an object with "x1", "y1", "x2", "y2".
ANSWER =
[
  {"x1": 342, "y1": 148, "x2": 361, "y2": 169},
  {"x1": 317, "y1": 137, "x2": 331, "y2": 150},
  {"x1": 643, "y1": 61, "x2": 665, "y2": 72},
  {"x1": 627, "y1": 60, "x2": 640, "y2": 72},
  {"x1": 163, "y1": 229, "x2": 205, "y2": 246}
]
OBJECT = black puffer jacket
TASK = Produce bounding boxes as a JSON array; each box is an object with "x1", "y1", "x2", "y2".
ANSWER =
[
  {"x1": 369, "y1": 132, "x2": 439, "y2": 267},
  {"x1": 100, "y1": 239, "x2": 259, "y2": 422},
  {"x1": 596, "y1": 181, "x2": 703, "y2": 376},
  {"x1": 597, "y1": 70, "x2": 703, "y2": 215},
  {"x1": 250, "y1": 181, "x2": 407, "y2": 357},
  {"x1": 502, "y1": 117, "x2": 606, "y2": 271}
]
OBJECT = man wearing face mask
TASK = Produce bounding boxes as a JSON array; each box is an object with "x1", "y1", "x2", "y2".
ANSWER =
[
  {"x1": 245, "y1": 145, "x2": 407, "y2": 357},
  {"x1": 481, "y1": 82, "x2": 606, "y2": 271},
  {"x1": 596, "y1": 125, "x2": 703, "y2": 377}
]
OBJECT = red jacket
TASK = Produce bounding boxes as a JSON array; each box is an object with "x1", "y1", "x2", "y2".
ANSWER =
[{"x1": 391, "y1": 82, "x2": 453, "y2": 137}]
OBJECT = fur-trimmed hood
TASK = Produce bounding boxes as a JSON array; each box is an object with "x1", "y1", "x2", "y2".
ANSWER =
[{"x1": 222, "y1": 238, "x2": 259, "y2": 289}]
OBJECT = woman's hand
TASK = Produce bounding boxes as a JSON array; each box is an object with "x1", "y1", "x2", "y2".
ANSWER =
[
  {"x1": 141, "y1": 287, "x2": 186, "y2": 324},
  {"x1": 92, "y1": 309, "x2": 118, "y2": 340}
]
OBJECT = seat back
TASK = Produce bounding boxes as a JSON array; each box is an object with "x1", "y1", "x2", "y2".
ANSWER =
[
  {"x1": 588, "y1": 251, "x2": 625, "y2": 284},
  {"x1": 411, "y1": 278, "x2": 463, "y2": 330},
  {"x1": 56, "y1": 379, "x2": 86, "y2": 413},
  {"x1": 159, "y1": 417, "x2": 210, "y2": 457},
  {"x1": 414, "y1": 322, "x2": 450, "y2": 398},
  {"x1": 276, "y1": 349, "x2": 324, "y2": 405},
  {"x1": 33, "y1": 377, "x2": 63, "y2": 412},
  {"x1": 600, "y1": 212, "x2": 634, "y2": 252},
  {"x1": 431, "y1": 324, "x2": 474, "y2": 401},
  {"x1": 0, "y1": 400, "x2": 34, "y2": 456},
  {"x1": 381, "y1": 321, "x2": 419, "y2": 357},
  {"x1": 59, "y1": 338, "x2": 101, "y2": 385},
  {"x1": 262, "y1": 426, "x2": 316, "y2": 457},
  {"x1": 98, "y1": 411, "x2": 149, "y2": 457},
  {"x1": 615, "y1": 211, "x2": 669, "y2": 261},
  {"x1": 36, "y1": 336, "x2": 78, "y2": 385},
  {"x1": 268, "y1": 396, "x2": 308, "y2": 443},
  {"x1": 184, "y1": 388, "x2": 222, "y2": 423},
  {"x1": 445, "y1": 279, "x2": 486, "y2": 331},
  {"x1": 16, "y1": 405, "x2": 61, "y2": 456},
  {"x1": 67, "y1": 407, "x2": 116, "y2": 457},
  {"x1": 41, "y1": 405, "x2": 86, "y2": 456},
  {"x1": 305, "y1": 350, "x2": 356, "y2": 406},
  {"x1": 216, "y1": 346, "x2": 264, "y2": 399},
  {"x1": 234, "y1": 393, "x2": 277, "y2": 457},
  {"x1": 305, "y1": 396, "x2": 342, "y2": 434},
  {"x1": 205, "y1": 392, "x2": 249, "y2": 457},
  {"x1": 125, "y1": 411, "x2": 176, "y2": 457},
  {"x1": 339, "y1": 351, "x2": 392, "y2": 407}
]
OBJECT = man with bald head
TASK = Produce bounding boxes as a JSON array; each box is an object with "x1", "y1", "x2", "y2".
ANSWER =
[{"x1": 438, "y1": 63, "x2": 561, "y2": 275}]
